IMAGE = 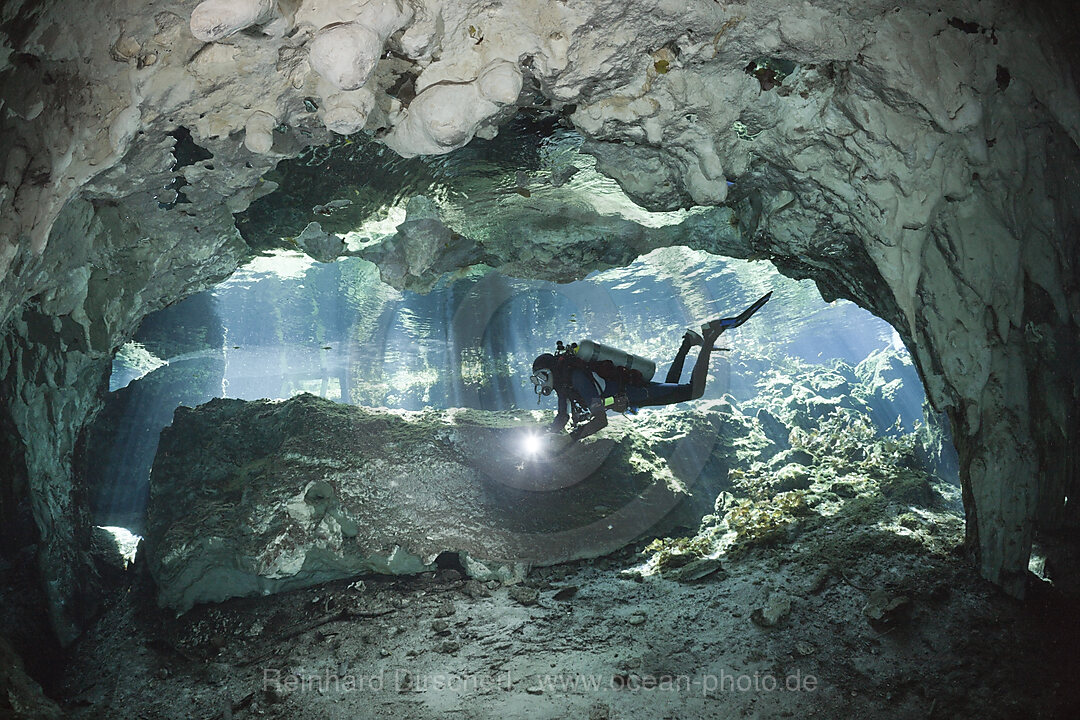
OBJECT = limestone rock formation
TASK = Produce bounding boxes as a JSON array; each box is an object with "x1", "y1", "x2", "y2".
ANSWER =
[
  {"x1": 382, "y1": 59, "x2": 524, "y2": 157},
  {"x1": 1, "y1": 0, "x2": 1078, "y2": 641},
  {"x1": 145, "y1": 393, "x2": 745, "y2": 612},
  {"x1": 0, "y1": 635, "x2": 63, "y2": 720}
]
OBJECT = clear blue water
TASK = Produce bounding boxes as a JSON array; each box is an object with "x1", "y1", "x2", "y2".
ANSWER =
[
  {"x1": 95, "y1": 247, "x2": 920, "y2": 530},
  {"x1": 114, "y1": 247, "x2": 899, "y2": 406}
]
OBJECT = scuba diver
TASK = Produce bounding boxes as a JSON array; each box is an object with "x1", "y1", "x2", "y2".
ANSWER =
[{"x1": 531, "y1": 292, "x2": 772, "y2": 440}]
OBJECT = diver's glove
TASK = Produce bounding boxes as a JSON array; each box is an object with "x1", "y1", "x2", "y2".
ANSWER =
[{"x1": 548, "y1": 412, "x2": 569, "y2": 433}]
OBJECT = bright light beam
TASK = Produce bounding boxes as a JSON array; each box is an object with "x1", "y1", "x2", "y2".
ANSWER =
[{"x1": 521, "y1": 430, "x2": 544, "y2": 456}]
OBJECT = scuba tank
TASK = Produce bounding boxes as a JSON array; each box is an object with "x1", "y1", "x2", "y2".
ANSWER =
[{"x1": 573, "y1": 340, "x2": 656, "y2": 382}]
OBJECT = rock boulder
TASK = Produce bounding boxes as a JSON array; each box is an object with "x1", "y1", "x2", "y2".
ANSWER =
[{"x1": 145, "y1": 394, "x2": 746, "y2": 611}]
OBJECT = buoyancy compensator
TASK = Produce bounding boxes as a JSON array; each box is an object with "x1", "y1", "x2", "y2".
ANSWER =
[
  {"x1": 553, "y1": 339, "x2": 654, "y2": 388},
  {"x1": 573, "y1": 340, "x2": 656, "y2": 382}
]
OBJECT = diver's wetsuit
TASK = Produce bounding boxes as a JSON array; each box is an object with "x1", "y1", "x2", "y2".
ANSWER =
[
  {"x1": 550, "y1": 334, "x2": 717, "y2": 438},
  {"x1": 542, "y1": 292, "x2": 770, "y2": 440}
]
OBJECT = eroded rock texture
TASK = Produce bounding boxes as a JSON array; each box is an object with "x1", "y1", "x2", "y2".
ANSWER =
[
  {"x1": 145, "y1": 393, "x2": 742, "y2": 611},
  {"x1": 0, "y1": 198, "x2": 246, "y2": 643},
  {"x1": 0, "y1": 0, "x2": 1077, "y2": 640}
]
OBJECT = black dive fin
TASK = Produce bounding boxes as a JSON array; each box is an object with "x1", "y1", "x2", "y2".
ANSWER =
[{"x1": 707, "y1": 291, "x2": 772, "y2": 334}]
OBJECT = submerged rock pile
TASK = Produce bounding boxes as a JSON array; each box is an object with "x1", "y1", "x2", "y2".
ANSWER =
[
  {"x1": 145, "y1": 393, "x2": 750, "y2": 611},
  {"x1": 637, "y1": 349, "x2": 963, "y2": 578}
]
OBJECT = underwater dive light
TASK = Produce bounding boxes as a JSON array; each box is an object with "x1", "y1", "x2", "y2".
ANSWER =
[{"x1": 521, "y1": 430, "x2": 544, "y2": 456}]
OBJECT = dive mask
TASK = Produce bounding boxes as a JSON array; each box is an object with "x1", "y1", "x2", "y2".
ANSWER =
[{"x1": 530, "y1": 368, "x2": 554, "y2": 399}]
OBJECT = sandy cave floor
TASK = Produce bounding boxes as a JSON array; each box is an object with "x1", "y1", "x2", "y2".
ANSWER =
[{"x1": 60, "y1": 519, "x2": 1080, "y2": 720}]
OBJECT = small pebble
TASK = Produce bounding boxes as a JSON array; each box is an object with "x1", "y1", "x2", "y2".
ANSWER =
[{"x1": 509, "y1": 586, "x2": 540, "y2": 606}]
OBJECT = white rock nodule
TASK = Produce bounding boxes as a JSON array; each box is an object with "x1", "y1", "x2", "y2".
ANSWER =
[
  {"x1": 309, "y1": 22, "x2": 384, "y2": 91},
  {"x1": 190, "y1": 0, "x2": 278, "y2": 43},
  {"x1": 243, "y1": 110, "x2": 277, "y2": 154},
  {"x1": 323, "y1": 88, "x2": 376, "y2": 135},
  {"x1": 384, "y1": 60, "x2": 523, "y2": 157},
  {"x1": 308, "y1": 0, "x2": 414, "y2": 91}
]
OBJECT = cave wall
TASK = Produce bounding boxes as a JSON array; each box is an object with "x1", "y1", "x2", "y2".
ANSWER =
[
  {"x1": 1, "y1": 0, "x2": 1078, "y2": 640},
  {"x1": 0, "y1": 1, "x2": 285, "y2": 641},
  {"x1": 0, "y1": 196, "x2": 247, "y2": 643}
]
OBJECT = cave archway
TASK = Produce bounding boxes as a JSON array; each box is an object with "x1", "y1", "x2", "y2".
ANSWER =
[{"x1": 0, "y1": 0, "x2": 1076, "y2": 651}]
